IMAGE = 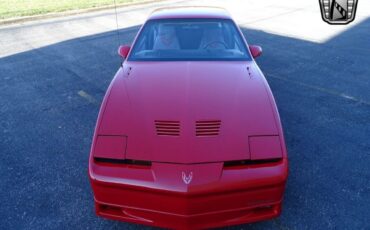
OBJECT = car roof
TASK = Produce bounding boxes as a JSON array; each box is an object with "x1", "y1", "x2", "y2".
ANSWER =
[{"x1": 148, "y1": 6, "x2": 231, "y2": 20}]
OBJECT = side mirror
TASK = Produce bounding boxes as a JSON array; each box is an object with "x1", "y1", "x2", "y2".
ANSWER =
[
  {"x1": 249, "y1": 45, "x2": 262, "y2": 58},
  {"x1": 118, "y1": 45, "x2": 130, "y2": 59}
]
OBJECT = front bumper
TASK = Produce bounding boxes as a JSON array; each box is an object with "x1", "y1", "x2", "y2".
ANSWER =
[{"x1": 89, "y1": 158, "x2": 288, "y2": 229}]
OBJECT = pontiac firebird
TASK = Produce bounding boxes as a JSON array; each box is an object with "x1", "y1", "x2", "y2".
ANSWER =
[{"x1": 89, "y1": 7, "x2": 288, "y2": 229}]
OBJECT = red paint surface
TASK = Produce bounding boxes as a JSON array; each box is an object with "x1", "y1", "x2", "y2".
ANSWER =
[
  {"x1": 249, "y1": 45, "x2": 263, "y2": 58},
  {"x1": 249, "y1": 135, "x2": 282, "y2": 160},
  {"x1": 117, "y1": 45, "x2": 130, "y2": 58},
  {"x1": 89, "y1": 7, "x2": 288, "y2": 229},
  {"x1": 93, "y1": 136, "x2": 127, "y2": 159}
]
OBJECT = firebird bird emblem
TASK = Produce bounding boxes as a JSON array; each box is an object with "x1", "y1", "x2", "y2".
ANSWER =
[{"x1": 182, "y1": 172, "x2": 193, "y2": 184}]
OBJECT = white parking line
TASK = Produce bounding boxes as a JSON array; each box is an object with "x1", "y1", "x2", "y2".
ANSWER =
[
  {"x1": 78, "y1": 90, "x2": 98, "y2": 105},
  {"x1": 267, "y1": 73, "x2": 370, "y2": 106}
]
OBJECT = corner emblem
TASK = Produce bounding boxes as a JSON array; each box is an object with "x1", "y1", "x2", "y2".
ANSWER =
[
  {"x1": 182, "y1": 172, "x2": 193, "y2": 184},
  {"x1": 319, "y1": 0, "x2": 359, "y2": 25}
]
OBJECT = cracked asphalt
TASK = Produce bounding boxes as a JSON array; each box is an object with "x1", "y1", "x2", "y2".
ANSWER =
[{"x1": 0, "y1": 0, "x2": 369, "y2": 229}]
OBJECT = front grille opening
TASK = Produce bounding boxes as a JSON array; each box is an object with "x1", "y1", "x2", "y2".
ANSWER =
[
  {"x1": 224, "y1": 158, "x2": 282, "y2": 168},
  {"x1": 253, "y1": 204, "x2": 279, "y2": 216},
  {"x1": 97, "y1": 204, "x2": 151, "y2": 222},
  {"x1": 94, "y1": 158, "x2": 152, "y2": 166},
  {"x1": 196, "y1": 120, "x2": 221, "y2": 137},
  {"x1": 98, "y1": 204, "x2": 122, "y2": 216},
  {"x1": 155, "y1": 120, "x2": 180, "y2": 136}
]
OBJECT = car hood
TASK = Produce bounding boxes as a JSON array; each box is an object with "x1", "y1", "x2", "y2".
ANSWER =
[{"x1": 98, "y1": 61, "x2": 279, "y2": 163}]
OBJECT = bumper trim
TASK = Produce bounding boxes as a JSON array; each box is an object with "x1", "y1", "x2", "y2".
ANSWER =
[{"x1": 95, "y1": 199, "x2": 282, "y2": 229}]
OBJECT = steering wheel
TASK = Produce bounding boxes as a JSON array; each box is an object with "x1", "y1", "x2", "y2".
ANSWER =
[{"x1": 203, "y1": 41, "x2": 227, "y2": 49}]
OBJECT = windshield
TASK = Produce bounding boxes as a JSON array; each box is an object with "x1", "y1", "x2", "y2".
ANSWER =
[{"x1": 128, "y1": 18, "x2": 251, "y2": 61}]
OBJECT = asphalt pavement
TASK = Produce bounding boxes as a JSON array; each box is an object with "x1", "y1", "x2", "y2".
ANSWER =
[{"x1": 0, "y1": 0, "x2": 369, "y2": 229}]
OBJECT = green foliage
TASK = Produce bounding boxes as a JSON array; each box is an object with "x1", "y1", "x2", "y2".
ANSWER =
[{"x1": 0, "y1": 0, "x2": 142, "y2": 19}]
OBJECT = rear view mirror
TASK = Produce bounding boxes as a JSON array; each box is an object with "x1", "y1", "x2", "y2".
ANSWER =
[
  {"x1": 249, "y1": 45, "x2": 262, "y2": 58},
  {"x1": 118, "y1": 45, "x2": 131, "y2": 58}
]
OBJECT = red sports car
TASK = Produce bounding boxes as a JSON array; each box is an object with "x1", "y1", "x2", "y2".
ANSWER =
[{"x1": 89, "y1": 7, "x2": 288, "y2": 229}]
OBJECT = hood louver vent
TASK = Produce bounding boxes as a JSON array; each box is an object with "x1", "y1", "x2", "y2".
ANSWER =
[
  {"x1": 155, "y1": 120, "x2": 180, "y2": 136},
  {"x1": 196, "y1": 120, "x2": 221, "y2": 137}
]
